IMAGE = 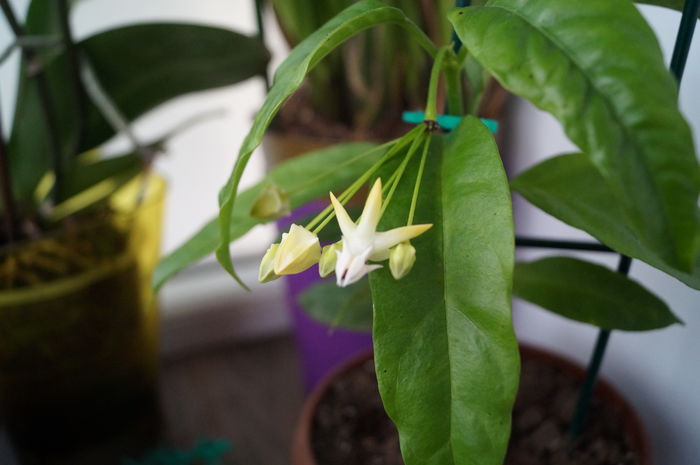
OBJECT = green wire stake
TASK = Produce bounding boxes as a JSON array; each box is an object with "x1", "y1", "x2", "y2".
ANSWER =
[
  {"x1": 670, "y1": 0, "x2": 700, "y2": 81},
  {"x1": 402, "y1": 111, "x2": 498, "y2": 134}
]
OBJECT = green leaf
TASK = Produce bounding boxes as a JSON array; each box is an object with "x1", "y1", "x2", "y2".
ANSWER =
[
  {"x1": 298, "y1": 280, "x2": 373, "y2": 331},
  {"x1": 514, "y1": 256, "x2": 681, "y2": 331},
  {"x1": 78, "y1": 24, "x2": 269, "y2": 151},
  {"x1": 370, "y1": 117, "x2": 518, "y2": 465},
  {"x1": 6, "y1": 0, "x2": 69, "y2": 212},
  {"x1": 511, "y1": 153, "x2": 700, "y2": 290},
  {"x1": 47, "y1": 153, "x2": 144, "y2": 222},
  {"x1": 450, "y1": 0, "x2": 700, "y2": 272},
  {"x1": 153, "y1": 142, "x2": 380, "y2": 290},
  {"x1": 216, "y1": 0, "x2": 437, "y2": 285},
  {"x1": 61, "y1": 153, "x2": 143, "y2": 201},
  {"x1": 24, "y1": 0, "x2": 63, "y2": 62},
  {"x1": 8, "y1": 23, "x2": 269, "y2": 209}
]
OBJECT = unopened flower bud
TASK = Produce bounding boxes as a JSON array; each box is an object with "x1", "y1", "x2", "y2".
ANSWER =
[
  {"x1": 258, "y1": 243, "x2": 281, "y2": 283},
  {"x1": 250, "y1": 183, "x2": 291, "y2": 220},
  {"x1": 389, "y1": 242, "x2": 416, "y2": 280},
  {"x1": 319, "y1": 241, "x2": 343, "y2": 278},
  {"x1": 274, "y1": 224, "x2": 321, "y2": 275}
]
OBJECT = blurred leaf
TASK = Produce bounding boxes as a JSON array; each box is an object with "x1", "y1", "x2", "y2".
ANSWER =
[
  {"x1": 61, "y1": 153, "x2": 143, "y2": 201},
  {"x1": 371, "y1": 117, "x2": 517, "y2": 465},
  {"x1": 514, "y1": 256, "x2": 681, "y2": 331},
  {"x1": 8, "y1": 23, "x2": 269, "y2": 210},
  {"x1": 451, "y1": 0, "x2": 700, "y2": 271},
  {"x1": 153, "y1": 142, "x2": 380, "y2": 290},
  {"x1": 215, "y1": 0, "x2": 437, "y2": 285},
  {"x1": 511, "y1": 153, "x2": 700, "y2": 290},
  {"x1": 78, "y1": 24, "x2": 269, "y2": 151},
  {"x1": 48, "y1": 155, "x2": 144, "y2": 222},
  {"x1": 24, "y1": 0, "x2": 63, "y2": 62},
  {"x1": 299, "y1": 280, "x2": 373, "y2": 331}
]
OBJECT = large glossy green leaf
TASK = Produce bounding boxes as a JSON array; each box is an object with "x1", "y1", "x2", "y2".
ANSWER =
[
  {"x1": 450, "y1": 0, "x2": 700, "y2": 272},
  {"x1": 216, "y1": 0, "x2": 437, "y2": 285},
  {"x1": 512, "y1": 153, "x2": 700, "y2": 290},
  {"x1": 8, "y1": 23, "x2": 269, "y2": 209},
  {"x1": 153, "y1": 142, "x2": 379, "y2": 290},
  {"x1": 514, "y1": 256, "x2": 681, "y2": 331},
  {"x1": 298, "y1": 280, "x2": 373, "y2": 331},
  {"x1": 370, "y1": 117, "x2": 518, "y2": 465}
]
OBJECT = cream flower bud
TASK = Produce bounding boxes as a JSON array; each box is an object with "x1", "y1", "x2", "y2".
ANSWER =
[
  {"x1": 258, "y1": 243, "x2": 281, "y2": 283},
  {"x1": 389, "y1": 241, "x2": 416, "y2": 280},
  {"x1": 319, "y1": 241, "x2": 342, "y2": 278},
  {"x1": 273, "y1": 224, "x2": 321, "y2": 275},
  {"x1": 250, "y1": 183, "x2": 291, "y2": 220}
]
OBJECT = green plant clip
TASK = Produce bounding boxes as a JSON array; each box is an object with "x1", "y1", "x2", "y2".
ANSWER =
[{"x1": 402, "y1": 111, "x2": 498, "y2": 134}]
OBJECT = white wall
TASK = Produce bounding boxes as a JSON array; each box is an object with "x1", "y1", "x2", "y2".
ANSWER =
[{"x1": 509, "y1": 6, "x2": 700, "y2": 465}]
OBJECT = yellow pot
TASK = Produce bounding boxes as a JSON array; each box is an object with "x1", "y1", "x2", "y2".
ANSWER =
[{"x1": 0, "y1": 176, "x2": 165, "y2": 463}]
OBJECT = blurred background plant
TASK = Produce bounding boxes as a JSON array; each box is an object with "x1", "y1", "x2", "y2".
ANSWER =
[
  {"x1": 0, "y1": 0, "x2": 268, "y2": 260},
  {"x1": 0, "y1": 1, "x2": 269, "y2": 462},
  {"x1": 268, "y1": 0, "x2": 499, "y2": 139}
]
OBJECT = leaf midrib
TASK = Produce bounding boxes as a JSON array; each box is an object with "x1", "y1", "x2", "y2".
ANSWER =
[
  {"x1": 484, "y1": 2, "x2": 670, "y2": 252},
  {"x1": 437, "y1": 145, "x2": 457, "y2": 465}
]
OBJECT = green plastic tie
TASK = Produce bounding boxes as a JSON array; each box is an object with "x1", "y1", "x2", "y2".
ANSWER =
[
  {"x1": 402, "y1": 111, "x2": 498, "y2": 134},
  {"x1": 121, "y1": 439, "x2": 233, "y2": 465}
]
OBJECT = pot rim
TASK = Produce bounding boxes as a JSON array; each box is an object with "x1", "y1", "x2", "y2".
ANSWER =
[
  {"x1": 291, "y1": 343, "x2": 652, "y2": 465},
  {"x1": 0, "y1": 176, "x2": 165, "y2": 304}
]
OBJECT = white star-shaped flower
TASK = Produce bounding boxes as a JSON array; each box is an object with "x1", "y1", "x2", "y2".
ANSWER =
[{"x1": 330, "y1": 178, "x2": 432, "y2": 287}]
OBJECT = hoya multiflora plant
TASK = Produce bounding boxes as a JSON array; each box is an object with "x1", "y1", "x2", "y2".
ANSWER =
[
  {"x1": 257, "y1": 127, "x2": 434, "y2": 286},
  {"x1": 157, "y1": 1, "x2": 699, "y2": 464}
]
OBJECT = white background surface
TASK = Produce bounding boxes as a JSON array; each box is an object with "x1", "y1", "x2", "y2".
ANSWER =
[{"x1": 0, "y1": 2, "x2": 698, "y2": 464}]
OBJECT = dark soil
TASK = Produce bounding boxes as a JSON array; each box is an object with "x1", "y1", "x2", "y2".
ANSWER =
[{"x1": 312, "y1": 356, "x2": 640, "y2": 465}]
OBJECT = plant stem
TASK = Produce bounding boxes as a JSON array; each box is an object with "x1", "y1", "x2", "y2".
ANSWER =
[
  {"x1": 444, "y1": 53, "x2": 464, "y2": 115},
  {"x1": 57, "y1": 0, "x2": 87, "y2": 153},
  {"x1": 80, "y1": 58, "x2": 148, "y2": 157},
  {"x1": 515, "y1": 236, "x2": 613, "y2": 253},
  {"x1": 307, "y1": 126, "x2": 423, "y2": 233},
  {"x1": 0, "y1": 101, "x2": 18, "y2": 243},
  {"x1": 407, "y1": 134, "x2": 431, "y2": 225},
  {"x1": 380, "y1": 132, "x2": 426, "y2": 217},
  {"x1": 425, "y1": 47, "x2": 448, "y2": 122},
  {"x1": 670, "y1": 0, "x2": 700, "y2": 81},
  {"x1": 287, "y1": 141, "x2": 392, "y2": 196},
  {"x1": 0, "y1": 0, "x2": 64, "y2": 202}
]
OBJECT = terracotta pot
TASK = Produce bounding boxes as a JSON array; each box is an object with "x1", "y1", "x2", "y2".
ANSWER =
[{"x1": 292, "y1": 345, "x2": 652, "y2": 465}]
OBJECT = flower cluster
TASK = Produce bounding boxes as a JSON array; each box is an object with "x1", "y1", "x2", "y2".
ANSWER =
[{"x1": 258, "y1": 178, "x2": 431, "y2": 287}]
